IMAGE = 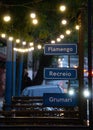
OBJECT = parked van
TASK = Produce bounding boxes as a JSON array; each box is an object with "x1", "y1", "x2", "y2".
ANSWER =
[{"x1": 21, "y1": 84, "x2": 64, "y2": 97}]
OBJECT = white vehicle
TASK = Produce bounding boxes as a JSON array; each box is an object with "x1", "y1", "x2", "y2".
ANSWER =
[{"x1": 21, "y1": 84, "x2": 64, "y2": 97}]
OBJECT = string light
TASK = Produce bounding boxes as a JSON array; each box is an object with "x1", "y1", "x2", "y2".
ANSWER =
[
  {"x1": 1, "y1": 33, "x2": 6, "y2": 38},
  {"x1": 22, "y1": 41, "x2": 26, "y2": 45},
  {"x1": 29, "y1": 42, "x2": 34, "y2": 46},
  {"x1": 66, "y1": 30, "x2": 71, "y2": 35},
  {"x1": 51, "y1": 40, "x2": 55, "y2": 44},
  {"x1": 32, "y1": 19, "x2": 38, "y2": 25},
  {"x1": 60, "y1": 34, "x2": 64, "y2": 39},
  {"x1": 1, "y1": 4, "x2": 80, "y2": 53},
  {"x1": 8, "y1": 36, "x2": 13, "y2": 41},
  {"x1": 61, "y1": 19, "x2": 67, "y2": 25},
  {"x1": 75, "y1": 25, "x2": 80, "y2": 30},
  {"x1": 16, "y1": 39, "x2": 20, "y2": 43},
  {"x1": 30, "y1": 13, "x2": 36, "y2": 19},
  {"x1": 59, "y1": 5, "x2": 66, "y2": 12},
  {"x1": 3, "y1": 15, "x2": 11, "y2": 22},
  {"x1": 56, "y1": 38, "x2": 61, "y2": 42},
  {"x1": 37, "y1": 44, "x2": 42, "y2": 49}
]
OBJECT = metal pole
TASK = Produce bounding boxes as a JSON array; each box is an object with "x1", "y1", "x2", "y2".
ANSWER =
[
  {"x1": 27, "y1": 50, "x2": 33, "y2": 80},
  {"x1": 17, "y1": 53, "x2": 24, "y2": 96},
  {"x1": 87, "y1": 0, "x2": 93, "y2": 128},
  {"x1": 5, "y1": 40, "x2": 13, "y2": 110},
  {"x1": 78, "y1": 7, "x2": 86, "y2": 124},
  {"x1": 12, "y1": 43, "x2": 16, "y2": 96},
  {"x1": 68, "y1": 55, "x2": 70, "y2": 90}
]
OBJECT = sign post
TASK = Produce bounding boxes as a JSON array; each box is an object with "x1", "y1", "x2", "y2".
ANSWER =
[
  {"x1": 88, "y1": 0, "x2": 93, "y2": 127},
  {"x1": 12, "y1": 43, "x2": 16, "y2": 96},
  {"x1": 44, "y1": 43, "x2": 78, "y2": 110},
  {"x1": 5, "y1": 40, "x2": 13, "y2": 110}
]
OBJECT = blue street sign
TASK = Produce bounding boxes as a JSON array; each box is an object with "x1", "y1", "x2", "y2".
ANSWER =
[
  {"x1": 43, "y1": 93, "x2": 78, "y2": 107},
  {"x1": 44, "y1": 44, "x2": 77, "y2": 55},
  {"x1": 44, "y1": 68, "x2": 77, "y2": 79}
]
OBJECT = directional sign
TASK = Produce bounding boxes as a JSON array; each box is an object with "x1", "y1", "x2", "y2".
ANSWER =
[
  {"x1": 43, "y1": 93, "x2": 78, "y2": 107},
  {"x1": 44, "y1": 68, "x2": 77, "y2": 79},
  {"x1": 44, "y1": 44, "x2": 77, "y2": 55}
]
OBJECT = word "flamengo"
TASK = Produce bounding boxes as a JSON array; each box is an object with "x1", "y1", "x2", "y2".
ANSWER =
[{"x1": 48, "y1": 47, "x2": 73, "y2": 53}]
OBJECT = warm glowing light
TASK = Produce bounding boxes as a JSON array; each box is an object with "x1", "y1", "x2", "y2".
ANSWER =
[
  {"x1": 51, "y1": 40, "x2": 55, "y2": 44},
  {"x1": 32, "y1": 19, "x2": 38, "y2": 25},
  {"x1": 3, "y1": 15, "x2": 11, "y2": 22},
  {"x1": 31, "y1": 47, "x2": 34, "y2": 51},
  {"x1": 37, "y1": 45, "x2": 42, "y2": 49},
  {"x1": 84, "y1": 69, "x2": 87, "y2": 72},
  {"x1": 57, "y1": 38, "x2": 61, "y2": 42},
  {"x1": 29, "y1": 42, "x2": 34, "y2": 46},
  {"x1": 75, "y1": 25, "x2": 80, "y2": 30},
  {"x1": 60, "y1": 34, "x2": 64, "y2": 39},
  {"x1": 22, "y1": 41, "x2": 26, "y2": 45},
  {"x1": 28, "y1": 47, "x2": 34, "y2": 51},
  {"x1": 8, "y1": 36, "x2": 13, "y2": 41},
  {"x1": 30, "y1": 13, "x2": 36, "y2": 19},
  {"x1": 61, "y1": 19, "x2": 67, "y2": 25},
  {"x1": 66, "y1": 30, "x2": 71, "y2": 35},
  {"x1": 59, "y1": 5, "x2": 66, "y2": 12},
  {"x1": 73, "y1": 65, "x2": 78, "y2": 68},
  {"x1": 13, "y1": 47, "x2": 34, "y2": 53},
  {"x1": 92, "y1": 71, "x2": 93, "y2": 75},
  {"x1": 16, "y1": 39, "x2": 20, "y2": 43},
  {"x1": 1, "y1": 33, "x2": 6, "y2": 38}
]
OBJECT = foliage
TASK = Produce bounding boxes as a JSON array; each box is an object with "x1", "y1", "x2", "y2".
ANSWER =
[{"x1": 0, "y1": 0, "x2": 88, "y2": 43}]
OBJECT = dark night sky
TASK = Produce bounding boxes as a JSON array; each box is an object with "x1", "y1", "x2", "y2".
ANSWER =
[{"x1": 2, "y1": 0, "x2": 45, "y2": 4}]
